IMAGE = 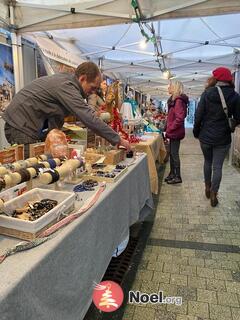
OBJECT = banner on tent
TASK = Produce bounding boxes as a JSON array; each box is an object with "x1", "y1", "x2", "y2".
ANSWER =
[
  {"x1": 35, "y1": 36, "x2": 83, "y2": 69},
  {"x1": 0, "y1": 42, "x2": 15, "y2": 112}
]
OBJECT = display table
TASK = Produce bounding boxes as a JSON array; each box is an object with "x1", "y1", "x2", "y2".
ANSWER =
[
  {"x1": 134, "y1": 133, "x2": 166, "y2": 194},
  {"x1": 0, "y1": 155, "x2": 153, "y2": 320}
]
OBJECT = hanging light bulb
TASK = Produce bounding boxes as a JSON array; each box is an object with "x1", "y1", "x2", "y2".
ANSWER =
[
  {"x1": 140, "y1": 39, "x2": 147, "y2": 49},
  {"x1": 162, "y1": 70, "x2": 168, "y2": 79},
  {"x1": 162, "y1": 69, "x2": 172, "y2": 79}
]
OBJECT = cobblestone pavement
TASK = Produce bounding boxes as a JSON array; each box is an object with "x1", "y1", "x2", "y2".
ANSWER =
[{"x1": 123, "y1": 130, "x2": 240, "y2": 320}]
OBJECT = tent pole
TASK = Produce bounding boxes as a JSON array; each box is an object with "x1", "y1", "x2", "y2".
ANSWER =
[
  {"x1": 34, "y1": 48, "x2": 38, "y2": 78},
  {"x1": 229, "y1": 69, "x2": 239, "y2": 166},
  {"x1": 17, "y1": 35, "x2": 24, "y2": 89},
  {"x1": 10, "y1": 6, "x2": 20, "y2": 93},
  {"x1": 9, "y1": 5, "x2": 24, "y2": 92}
]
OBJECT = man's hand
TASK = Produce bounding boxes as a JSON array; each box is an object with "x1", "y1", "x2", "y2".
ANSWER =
[{"x1": 119, "y1": 137, "x2": 131, "y2": 151}]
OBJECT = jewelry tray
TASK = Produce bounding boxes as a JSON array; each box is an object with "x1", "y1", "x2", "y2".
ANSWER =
[
  {"x1": 0, "y1": 188, "x2": 75, "y2": 240},
  {"x1": 82, "y1": 165, "x2": 128, "y2": 183}
]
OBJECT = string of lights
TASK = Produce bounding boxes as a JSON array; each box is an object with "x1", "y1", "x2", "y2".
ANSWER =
[{"x1": 131, "y1": 0, "x2": 172, "y2": 79}]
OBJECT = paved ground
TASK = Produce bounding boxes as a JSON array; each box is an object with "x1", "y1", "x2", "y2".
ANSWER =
[{"x1": 123, "y1": 130, "x2": 240, "y2": 320}]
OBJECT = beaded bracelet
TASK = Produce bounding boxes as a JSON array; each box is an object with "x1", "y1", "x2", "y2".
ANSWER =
[
  {"x1": 46, "y1": 154, "x2": 53, "y2": 160},
  {"x1": 0, "y1": 177, "x2": 6, "y2": 191},
  {"x1": 18, "y1": 168, "x2": 31, "y2": 182},
  {"x1": 73, "y1": 179, "x2": 98, "y2": 192},
  {"x1": 3, "y1": 163, "x2": 14, "y2": 171},
  {"x1": 95, "y1": 171, "x2": 116, "y2": 178},
  {"x1": 38, "y1": 154, "x2": 54, "y2": 161},
  {"x1": 13, "y1": 199, "x2": 58, "y2": 221},
  {"x1": 17, "y1": 160, "x2": 28, "y2": 169},
  {"x1": 47, "y1": 159, "x2": 57, "y2": 169},
  {"x1": 73, "y1": 184, "x2": 86, "y2": 192},
  {"x1": 115, "y1": 164, "x2": 126, "y2": 170},
  {"x1": 46, "y1": 169, "x2": 60, "y2": 184},
  {"x1": 126, "y1": 150, "x2": 134, "y2": 158},
  {"x1": 31, "y1": 163, "x2": 46, "y2": 175}
]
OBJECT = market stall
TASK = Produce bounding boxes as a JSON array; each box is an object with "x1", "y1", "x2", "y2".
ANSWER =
[
  {"x1": 0, "y1": 2, "x2": 239, "y2": 320},
  {"x1": 0, "y1": 154, "x2": 153, "y2": 320}
]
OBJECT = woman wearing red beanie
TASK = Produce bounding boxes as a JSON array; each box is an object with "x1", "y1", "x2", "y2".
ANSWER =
[{"x1": 193, "y1": 67, "x2": 240, "y2": 207}]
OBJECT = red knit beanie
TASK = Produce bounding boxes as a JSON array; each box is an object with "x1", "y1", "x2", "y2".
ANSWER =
[{"x1": 212, "y1": 67, "x2": 233, "y2": 82}]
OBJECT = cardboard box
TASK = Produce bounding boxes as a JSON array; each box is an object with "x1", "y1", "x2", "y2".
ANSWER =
[
  {"x1": 84, "y1": 152, "x2": 104, "y2": 164},
  {"x1": 104, "y1": 149, "x2": 126, "y2": 165},
  {"x1": 0, "y1": 145, "x2": 24, "y2": 164},
  {"x1": 29, "y1": 142, "x2": 45, "y2": 157},
  {"x1": 83, "y1": 148, "x2": 125, "y2": 165}
]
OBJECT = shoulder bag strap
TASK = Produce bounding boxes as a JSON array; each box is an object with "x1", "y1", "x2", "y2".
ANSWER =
[{"x1": 216, "y1": 86, "x2": 228, "y2": 117}]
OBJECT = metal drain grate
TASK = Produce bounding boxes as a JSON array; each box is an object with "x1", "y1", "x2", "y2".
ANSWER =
[
  {"x1": 83, "y1": 233, "x2": 142, "y2": 320},
  {"x1": 102, "y1": 237, "x2": 139, "y2": 285}
]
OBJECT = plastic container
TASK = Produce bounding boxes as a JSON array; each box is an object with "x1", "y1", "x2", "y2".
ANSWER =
[{"x1": 0, "y1": 188, "x2": 75, "y2": 234}]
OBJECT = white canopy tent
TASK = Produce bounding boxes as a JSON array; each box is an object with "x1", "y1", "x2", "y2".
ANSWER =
[
  {"x1": 0, "y1": 1, "x2": 240, "y2": 98},
  {"x1": 2, "y1": 0, "x2": 240, "y2": 32},
  {"x1": 31, "y1": 13, "x2": 240, "y2": 99}
]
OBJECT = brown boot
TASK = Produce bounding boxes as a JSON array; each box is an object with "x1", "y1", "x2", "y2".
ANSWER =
[
  {"x1": 210, "y1": 191, "x2": 218, "y2": 207},
  {"x1": 205, "y1": 182, "x2": 211, "y2": 199}
]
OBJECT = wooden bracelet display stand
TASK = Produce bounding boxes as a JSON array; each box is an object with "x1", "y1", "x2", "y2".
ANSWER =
[
  {"x1": 0, "y1": 167, "x2": 8, "y2": 176},
  {"x1": 2, "y1": 167, "x2": 38, "y2": 190},
  {"x1": 38, "y1": 159, "x2": 83, "y2": 188},
  {"x1": 0, "y1": 156, "x2": 62, "y2": 192}
]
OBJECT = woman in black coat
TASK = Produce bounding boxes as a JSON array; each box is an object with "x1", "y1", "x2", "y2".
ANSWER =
[{"x1": 193, "y1": 67, "x2": 240, "y2": 207}]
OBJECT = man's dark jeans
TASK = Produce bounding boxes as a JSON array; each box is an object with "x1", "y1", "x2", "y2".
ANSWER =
[{"x1": 200, "y1": 142, "x2": 230, "y2": 192}]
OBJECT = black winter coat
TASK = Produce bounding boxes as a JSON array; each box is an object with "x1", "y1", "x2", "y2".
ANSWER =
[{"x1": 193, "y1": 85, "x2": 240, "y2": 145}]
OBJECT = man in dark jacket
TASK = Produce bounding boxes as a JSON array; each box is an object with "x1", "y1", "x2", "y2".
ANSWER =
[
  {"x1": 3, "y1": 62, "x2": 130, "y2": 158},
  {"x1": 193, "y1": 67, "x2": 240, "y2": 206}
]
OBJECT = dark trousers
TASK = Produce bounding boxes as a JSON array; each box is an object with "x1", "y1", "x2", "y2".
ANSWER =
[
  {"x1": 4, "y1": 123, "x2": 39, "y2": 159},
  {"x1": 200, "y1": 142, "x2": 230, "y2": 192},
  {"x1": 169, "y1": 139, "x2": 181, "y2": 177}
]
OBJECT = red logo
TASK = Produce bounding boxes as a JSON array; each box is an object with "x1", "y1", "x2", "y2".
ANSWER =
[{"x1": 92, "y1": 280, "x2": 124, "y2": 312}]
